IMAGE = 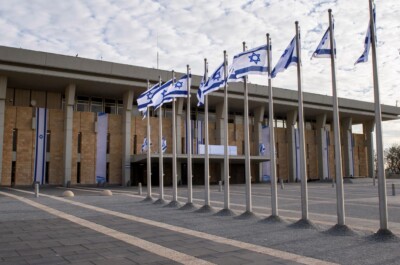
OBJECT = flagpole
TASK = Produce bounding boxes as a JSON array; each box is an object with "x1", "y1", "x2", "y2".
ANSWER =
[
  {"x1": 166, "y1": 71, "x2": 180, "y2": 207},
  {"x1": 295, "y1": 21, "x2": 309, "y2": 222},
  {"x1": 242, "y1": 41, "x2": 253, "y2": 216},
  {"x1": 155, "y1": 76, "x2": 165, "y2": 204},
  {"x1": 145, "y1": 81, "x2": 153, "y2": 201},
  {"x1": 267, "y1": 33, "x2": 279, "y2": 218},
  {"x1": 204, "y1": 60, "x2": 210, "y2": 207},
  {"x1": 369, "y1": 0, "x2": 390, "y2": 233},
  {"x1": 182, "y1": 65, "x2": 195, "y2": 209},
  {"x1": 328, "y1": 9, "x2": 346, "y2": 227}
]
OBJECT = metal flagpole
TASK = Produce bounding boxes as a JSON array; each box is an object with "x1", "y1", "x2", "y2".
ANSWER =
[
  {"x1": 166, "y1": 71, "x2": 180, "y2": 208},
  {"x1": 369, "y1": 0, "x2": 390, "y2": 233},
  {"x1": 295, "y1": 21, "x2": 309, "y2": 221},
  {"x1": 204, "y1": 60, "x2": 210, "y2": 207},
  {"x1": 242, "y1": 41, "x2": 253, "y2": 215},
  {"x1": 267, "y1": 33, "x2": 279, "y2": 218},
  {"x1": 155, "y1": 76, "x2": 165, "y2": 204},
  {"x1": 328, "y1": 9, "x2": 346, "y2": 226},
  {"x1": 145, "y1": 81, "x2": 153, "y2": 201},
  {"x1": 182, "y1": 65, "x2": 195, "y2": 209}
]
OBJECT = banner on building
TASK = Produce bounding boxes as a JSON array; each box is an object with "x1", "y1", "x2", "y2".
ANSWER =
[
  {"x1": 33, "y1": 108, "x2": 48, "y2": 184},
  {"x1": 95, "y1": 113, "x2": 108, "y2": 184}
]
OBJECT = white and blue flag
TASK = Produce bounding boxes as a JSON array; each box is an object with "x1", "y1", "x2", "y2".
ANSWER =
[
  {"x1": 34, "y1": 108, "x2": 48, "y2": 184},
  {"x1": 311, "y1": 24, "x2": 336, "y2": 59},
  {"x1": 150, "y1": 79, "x2": 174, "y2": 110},
  {"x1": 137, "y1": 83, "x2": 159, "y2": 116},
  {"x1": 162, "y1": 137, "x2": 167, "y2": 153},
  {"x1": 355, "y1": 5, "x2": 376, "y2": 64},
  {"x1": 163, "y1": 74, "x2": 190, "y2": 102},
  {"x1": 259, "y1": 143, "x2": 266, "y2": 156},
  {"x1": 141, "y1": 137, "x2": 148, "y2": 153},
  {"x1": 197, "y1": 62, "x2": 226, "y2": 106},
  {"x1": 228, "y1": 44, "x2": 269, "y2": 81},
  {"x1": 271, "y1": 36, "x2": 299, "y2": 78}
]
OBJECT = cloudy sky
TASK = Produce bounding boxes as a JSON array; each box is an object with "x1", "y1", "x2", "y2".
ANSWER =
[{"x1": 0, "y1": 0, "x2": 399, "y2": 147}]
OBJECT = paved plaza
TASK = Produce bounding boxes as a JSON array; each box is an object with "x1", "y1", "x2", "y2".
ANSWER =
[{"x1": 1, "y1": 179, "x2": 400, "y2": 264}]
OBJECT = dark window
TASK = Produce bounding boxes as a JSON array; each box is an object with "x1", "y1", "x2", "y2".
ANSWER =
[
  {"x1": 12, "y1": 129, "x2": 17, "y2": 152},
  {"x1": 91, "y1": 97, "x2": 103, "y2": 113},
  {"x1": 133, "y1": 135, "x2": 137, "y2": 155},
  {"x1": 77, "y1": 162, "x2": 81, "y2": 184},
  {"x1": 106, "y1": 162, "x2": 110, "y2": 183},
  {"x1": 45, "y1": 162, "x2": 50, "y2": 184},
  {"x1": 11, "y1": 161, "x2": 16, "y2": 185},
  {"x1": 46, "y1": 130, "x2": 51, "y2": 153},
  {"x1": 105, "y1": 99, "x2": 116, "y2": 114},
  {"x1": 78, "y1": 133, "x2": 82, "y2": 154},
  {"x1": 107, "y1": 133, "x2": 110, "y2": 154},
  {"x1": 276, "y1": 143, "x2": 279, "y2": 158}
]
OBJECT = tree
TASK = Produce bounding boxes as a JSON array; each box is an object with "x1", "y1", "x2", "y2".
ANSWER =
[{"x1": 385, "y1": 144, "x2": 400, "y2": 174}]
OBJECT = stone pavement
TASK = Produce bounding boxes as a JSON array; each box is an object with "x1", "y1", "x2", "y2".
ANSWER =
[{"x1": 1, "y1": 179, "x2": 400, "y2": 264}]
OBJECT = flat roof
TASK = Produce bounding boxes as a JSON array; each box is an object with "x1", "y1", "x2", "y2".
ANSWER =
[{"x1": 0, "y1": 45, "x2": 399, "y2": 124}]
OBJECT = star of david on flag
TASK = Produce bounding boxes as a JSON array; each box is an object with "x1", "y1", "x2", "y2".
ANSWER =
[
  {"x1": 311, "y1": 22, "x2": 336, "y2": 59},
  {"x1": 137, "y1": 83, "x2": 160, "y2": 117},
  {"x1": 259, "y1": 143, "x2": 266, "y2": 156},
  {"x1": 150, "y1": 79, "x2": 174, "y2": 110},
  {"x1": 228, "y1": 44, "x2": 269, "y2": 82},
  {"x1": 141, "y1": 137, "x2": 149, "y2": 153},
  {"x1": 355, "y1": 4, "x2": 376, "y2": 65},
  {"x1": 271, "y1": 36, "x2": 299, "y2": 78},
  {"x1": 162, "y1": 137, "x2": 167, "y2": 153},
  {"x1": 163, "y1": 74, "x2": 190, "y2": 103},
  {"x1": 197, "y1": 62, "x2": 226, "y2": 106}
]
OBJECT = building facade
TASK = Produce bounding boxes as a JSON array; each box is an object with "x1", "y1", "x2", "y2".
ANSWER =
[{"x1": 0, "y1": 46, "x2": 399, "y2": 187}]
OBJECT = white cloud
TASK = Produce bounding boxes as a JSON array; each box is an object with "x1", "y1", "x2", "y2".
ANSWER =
[{"x1": 0, "y1": 0, "x2": 398, "y2": 147}]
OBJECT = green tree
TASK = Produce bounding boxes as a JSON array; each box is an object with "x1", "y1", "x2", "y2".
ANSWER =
[{"x1": 385, "y1": 144, "x2": 400, "y2": 174}]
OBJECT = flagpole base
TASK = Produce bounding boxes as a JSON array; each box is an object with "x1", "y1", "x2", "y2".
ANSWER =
[
  {"x1": 214, "y1": 208, "x2": 236, "y2": 217},
  {"x1": 194, "y1": 205, "x2": 216, "y2": 213},
  {"x1": 261, "y1": 215, "x2": 286, "y2": 224},
  {"x1": 369, "y1": 228, "x2": 398, "y2": 241},
  {"x1": 289, "y1": 218, "x2": 317, "y2": 229},
  {"x1": 141, "y1": 196, "x2": 154, "y2": 203},
  {"x1": 153, "y1": 198, "x2": 168, "y2": 205},
  {"x1": 163, "y1": 200, "x2": 182, "y2": 208},
  {"x1": 324, "y1": 224, "x2": 356, "y2": 236},
  {"x1": 179, "y1": 202, "x2": 198, "y2": 211},
  {"x1": 235, "y1": 211, "x2": 259, "y2": 220}
]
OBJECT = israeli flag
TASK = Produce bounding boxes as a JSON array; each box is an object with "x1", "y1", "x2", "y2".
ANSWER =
[
  {"x1": 163, "y1": 74, "x2": 190, "y2": 102},
  {"x1": 259, "y1": 143, "x2": 266, "y2": 156},
  {"x1": 197, "y1": 62, "x2": 226, "y2": 106},
  {"x1": 141, "y1": 137, "x2": 148, "y2": 153},
  {"x1": 162, "y1": 137, "x2": 167, "y2": 153},
  {"x1": 228, "y1": 44, "x2": 269, "y2": 81},
  {"x1": 137, "y1": 83, "x2": 159, "y2": 116},
  {"x1": 271, "y1": 36, "x2": 299, "y2": 78},
  {"x1": 150, "y1": 79, "x2": 174, "y2": 110},
  {"x1": 311, "y1": 24, "x2": 336, "y2": 59},
  {"x1": 355, "y1": 5, "x2": 376, "y2": 64}
]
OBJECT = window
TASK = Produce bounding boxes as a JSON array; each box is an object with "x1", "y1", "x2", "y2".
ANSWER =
[
  {"x1": 76, "y1": 96, "x2": 89, "y2": 112},
  {"x1": 106, "y1": 162, "x2": 110, "y2": 183},
  {"x1": 46, "y1": 130, "x2": 51, "y2": 153},
  {"x1": 104, "y1": 99, "x2": 116, "y2": 114},
  {"x1": 12, "y1": 129, "x2": 17, "y2": 152},
  {"x1": 77, "y1": 162, "x2": 81, "y2": 184},
  {"x1": 45, "y1": 162, "x2": 50, "y2": 184},
  {"x1": 117, "y1": 100, "x2": 123, "y2": 114},
  {"x1": 77, "y1": 133, "x2": 82, "y2": 154},
  {"x1": 107, "y1": 133, "x2": 110, "y2": 154},
  {"x1": 90, "y1": 97, "x2": 103, "y2": 113},
  {"x1": 11, "y1": 161, "x2": 16, "y2": 185},
  {"x1": 276, "y1": 143, "x2": 279, "y2": 158}
]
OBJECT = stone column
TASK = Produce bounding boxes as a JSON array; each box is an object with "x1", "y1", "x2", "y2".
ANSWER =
[
  {"x1": 176, "y1": 98, "x2": 184, "y2": 184},
  {"x1": 286, "y1": 110, "x2": 297, "y2": 182},
  {"x1": 363, "y1": 120, "x2": 375, "y2": 178},
  {"x1": 215, "y1": 101, "x2": 225, "y2": 182},
  {"x1": 63, "y1": 84, "x2": 75, "y2": 186},
  {"x1": 341, "y1": 117, "x2": 353, "y2": 177},
  {"x1": 316, "y1": 114, "x2": 327, "y2": 180},
  {"x1": 254, "y1": 106, "x2": 265, "y2": 182},
  {"x1": 0, "y1": 76, "x2": 7, "y2": 184},
  {"x1": 122, "y1": 90, "x2": 133, "y2": 186}
]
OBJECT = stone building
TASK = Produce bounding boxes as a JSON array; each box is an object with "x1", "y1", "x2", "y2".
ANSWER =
[{"x1": 0, "y1": 46, "x2": 399, "y2": 186}]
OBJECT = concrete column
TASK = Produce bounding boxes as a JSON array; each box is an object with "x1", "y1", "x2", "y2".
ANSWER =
[
  {"x1": 215, "y1": 101, "x2": 225, "y2": 182},
  {"x1": 0, "y1": 76, "x2": 7, "y2": 184},
  {"x1": 63, "y1": 84, "x2": 75, "y2": 186},
  {"x1": 176, "y1": 98, "x2": 184, "y2": 184},
  {"x1": 286, "y1": 110, "x2": 297, "y2": 182},
  {"x1": 341, "y1": 117, "x2": 353, "y2": 177},
  {"x1": 363, "y1": 120, "x2": 375, "y2": 178},
  {"x1": 254, "y1": 106, "x2": 265, "y2": 182},
  {"x1": 122, "y1": 90, "x2": 133, "y2": 186},
  {"x1": 316, "y1": 114, "x2": 327, "y2": 180}
]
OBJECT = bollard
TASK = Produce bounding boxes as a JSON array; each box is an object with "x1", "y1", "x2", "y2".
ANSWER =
[
  {"x1": 138, "y1": 182, "x2": 142, "y2": 195},
  {"x1": 392, "y1": 183, "x2": 396, "y2": 196},
  {"x1": 34, "y1": 183, "x2": 39, "y2": 198},
  {"x1": 218, "y1": 181, "x2": 222, "y2": 192},
  {"x1": 280, "y1": 178, "x2": 284, "y2": 189}
]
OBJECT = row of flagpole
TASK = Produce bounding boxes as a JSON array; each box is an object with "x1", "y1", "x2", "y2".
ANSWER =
[{"x1": 136, "y1": 0, "x2": 391, "y2": 234}]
